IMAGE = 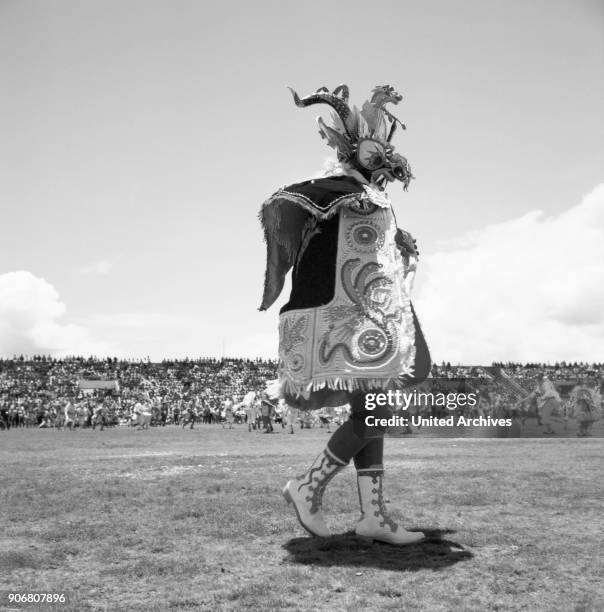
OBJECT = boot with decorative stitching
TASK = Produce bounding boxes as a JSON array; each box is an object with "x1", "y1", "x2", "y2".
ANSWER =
[
  {"x1": 283, "y1": 448, "x2": 346, "y2": 537},
  {"x1": 355, "y1": 470, "x2": 424, "y2": 545}
]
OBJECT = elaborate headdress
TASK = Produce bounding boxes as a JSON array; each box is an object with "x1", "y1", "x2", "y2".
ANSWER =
[{"x1": 288, "y1": 84, "x2": 414, "y2": 190}]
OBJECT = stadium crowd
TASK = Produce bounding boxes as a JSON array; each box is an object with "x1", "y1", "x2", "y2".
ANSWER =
[
  {"x1": 0, "y1": 357, "x2": 276, "y2": 429},
  {"x1": 0, "y1": 357, "x2": 602, "y2": 433}
]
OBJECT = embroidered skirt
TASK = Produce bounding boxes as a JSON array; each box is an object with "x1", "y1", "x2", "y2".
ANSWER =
[{"x1": 278, "y1": 202, "x2": 421, "y2": 407}]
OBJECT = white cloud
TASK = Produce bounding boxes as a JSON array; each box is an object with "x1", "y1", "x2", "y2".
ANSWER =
[
  {"x1": 80, "y1": 259, "x2": 113, "y2": 275},
  {"x1": 0, "y1": 271, "x2": 119, "y2": 357},
  {"x1": 415, "y1": 184, "x2": 604, "y2": 364}
]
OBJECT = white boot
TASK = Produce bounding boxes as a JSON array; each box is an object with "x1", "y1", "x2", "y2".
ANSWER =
[
  {"x1": 355, "y1": 471, "x2": 424, "y2": 545},
  {"x1": 283, "y1": 448, "x2": 346, "y2": 537}
]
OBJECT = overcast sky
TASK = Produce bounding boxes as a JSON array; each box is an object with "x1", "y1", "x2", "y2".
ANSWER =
[{"x1": 1, "y1": 0, "x2": 603, "y2": 363}]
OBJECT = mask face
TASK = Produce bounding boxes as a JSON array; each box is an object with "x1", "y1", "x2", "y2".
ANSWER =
[
  {"x1": 356, "y1": 138, "x2": 391, "y2": 171},
  {"x1": 389, "y1": 153, "x2": 413, "y2": 185},
  {"x1": 356, "y1": 138, "x2": 413, "y2": 188}
]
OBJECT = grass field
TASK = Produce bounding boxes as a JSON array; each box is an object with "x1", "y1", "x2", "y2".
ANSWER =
[{"x1": 1, "y1": 426, "x2": 603, "y2": 611}]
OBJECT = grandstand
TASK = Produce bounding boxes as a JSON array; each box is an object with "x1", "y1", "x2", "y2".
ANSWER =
[{"x1": 0, "y1": 357, "x2": 602, "y2": 429}]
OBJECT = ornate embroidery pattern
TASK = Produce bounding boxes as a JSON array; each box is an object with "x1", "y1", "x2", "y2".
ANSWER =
[
  {"x1": 277, "y1": 195, "x2": 417, "y2": 397},
  {"x1": 348, "y1": 197, "x2": 378, "y2": 216},
  {"x1": 280, "y1": 315, "x2": 310, "y2": 379},
  {"x1": 267, "y1": 190, "x2": 362, "y2": 216},
  {"x1": 324, "y1": 303, "x2": 364, "y2": 341},
  {"x1": 345, "y1": 221, "x2": 385, "y2": 253},
  {"x1": 280, "y1": 314, "x2": 308, "y2": 356},
  {"x1": 358, "y1": 329, "x2": 388, "y2": 356},
  {"x1": 362, "y1": 185, "x2": 391, "y2": 209},
  {"x1": 288, "y1": 353, "x2": 305, "y2": 373},
  {"x1": 318, "y1": 257, "x2": 402, "y2": 367}
]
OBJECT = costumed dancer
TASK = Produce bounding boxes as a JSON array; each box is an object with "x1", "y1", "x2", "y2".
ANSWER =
[
  {"x1": 259, "y1": 84, "x2": 431, "y2": 544},
  {"x1": 240, "y1": 391, "x2": 258, "y2": 431},
  {"x1": 260, "y1": 392, "x2": 276, "y2": 433},
  {"x1": 222, "y1": 397, "x2": 234, "y2": 429},
  {"x1": 64, "y1": 396, "x2": 76, "y2": 431},
  {"x1": 266, "y1": 378, "x2": 299, "y2": 434},
  {"x1": 285, "y1": 403, "x2": 298, "y2": 434},
  {"x1": 535, "y1": 373, "x2": 563, "y2": 434},
  {"x1": 568, "y1": 379, "x2": 601, "y2": 437}
]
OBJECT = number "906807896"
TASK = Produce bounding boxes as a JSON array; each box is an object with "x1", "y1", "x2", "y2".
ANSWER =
[{"x1": 7, "y1": 592, "x2": 67, "y2": 604}]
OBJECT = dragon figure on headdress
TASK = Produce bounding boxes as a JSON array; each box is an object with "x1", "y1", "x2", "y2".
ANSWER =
[{"x1": 287, "y1": 84, "x2": 414, "y2": 190}]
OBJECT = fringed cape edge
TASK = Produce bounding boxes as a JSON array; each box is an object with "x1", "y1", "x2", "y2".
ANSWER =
[{"x1": 259, "y1": 176, "x2": 385, "y2": 311}]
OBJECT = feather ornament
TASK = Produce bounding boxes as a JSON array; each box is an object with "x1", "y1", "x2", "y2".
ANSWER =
[{"x1": 317, "y1": 117, "x2": 353, "y2": 157}]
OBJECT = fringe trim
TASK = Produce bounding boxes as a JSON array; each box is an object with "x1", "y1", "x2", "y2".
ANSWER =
[
  {"x1": 258, "y1": 192, "x2": 367, "y2": 311},
  {"x1": 260, "y1": 191, "x2": 361, "y2": 227},
  {"x1": 259, "y1": 188, "x2": 391, "y2": 258},
  {"x1": 258, "y1": 173, "x2": 392, "y2": 311},
  {"x1": 280, "y1": 370, "x2": 418, "y2": 400}
]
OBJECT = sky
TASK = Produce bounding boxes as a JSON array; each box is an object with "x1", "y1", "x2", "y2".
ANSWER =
[{"x1": 0, "y1": 0, "x2": 603, "y2": 363}]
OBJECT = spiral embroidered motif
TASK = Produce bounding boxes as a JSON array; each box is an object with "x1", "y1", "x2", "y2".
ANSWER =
[
  {"x1": 346, "y1": 221, "x2": 384, "y2": 253},
  {"x1": 318, "y1": 258, "x2": 401, "y2": 367},
  {"x1": 288, "y1": 353, "x2": 305, "y2": 372},
  {"x1": 357, "y1": 329, "x2": 388, "y2": 357}
]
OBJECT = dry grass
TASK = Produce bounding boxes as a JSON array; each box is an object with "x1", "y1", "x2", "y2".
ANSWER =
[{"x1": 1, "y1": 427, "x2": 603, "y2": 611}]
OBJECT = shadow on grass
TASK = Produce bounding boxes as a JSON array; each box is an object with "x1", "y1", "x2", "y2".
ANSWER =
[{"x1": 283, "y1": 529, "x2": 473, "y2": 572}]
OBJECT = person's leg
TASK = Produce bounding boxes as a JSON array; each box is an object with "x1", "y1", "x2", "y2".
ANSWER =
[
  {"x1": 283, "y1": 413, "x2": 377, "y2": 528},
  {"x1": 283, "y1": 443, "x2": 347, "y2": 536},
  {"x1": 282, "y1": 392, "x2": 375, "y2": 537},
  {"x1": 352, "y1": 436, "x2": 384, "y2": 472},
  {"x1": 346, "y1": 394, "x2": 423, "y2": 545}
]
